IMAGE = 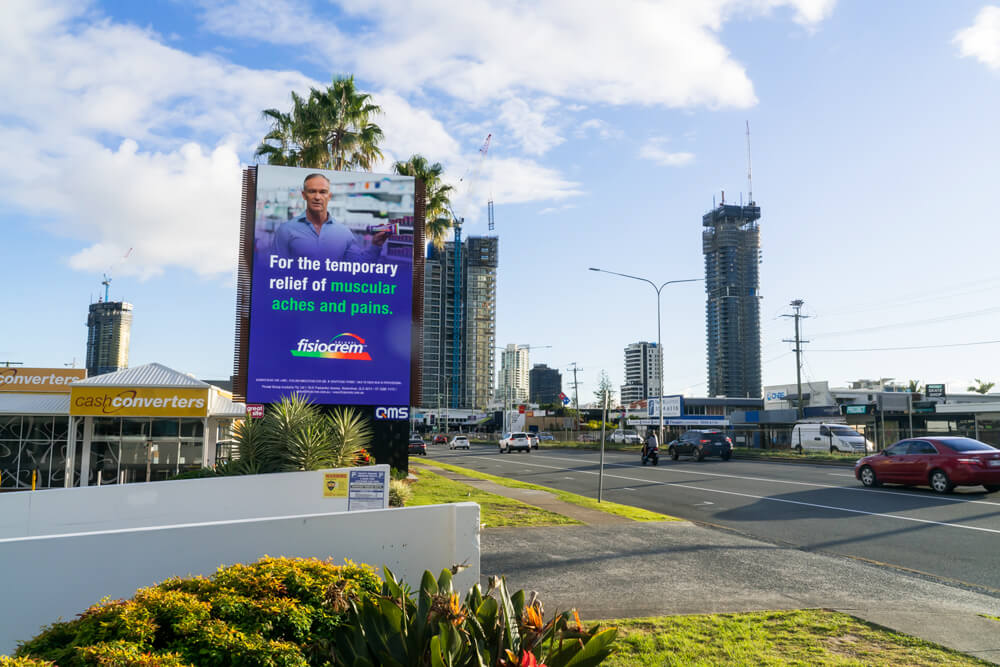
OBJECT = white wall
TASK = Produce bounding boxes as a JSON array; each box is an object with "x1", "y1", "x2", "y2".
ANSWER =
[
  {"x1": 0, "y1": 466, "x2": 389, "y2": 538},
  {"x1": 0, "y1": 502, "x2": 480, "y2": 655}
]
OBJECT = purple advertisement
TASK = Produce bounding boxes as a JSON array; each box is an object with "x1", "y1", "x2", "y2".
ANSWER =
[{"x1": 246, "y1": 165, "x2": 414, "y2": 405}]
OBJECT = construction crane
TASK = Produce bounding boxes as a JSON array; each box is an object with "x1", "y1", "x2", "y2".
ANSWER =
[
  {"x1": 99, "y1": 248, "x2": 133, "y2": 303},
  {"x1": 447, "y1": 135, "x2": 492, "y2": 410}
]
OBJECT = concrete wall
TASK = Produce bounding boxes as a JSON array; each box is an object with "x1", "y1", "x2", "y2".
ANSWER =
[
  {"x1": 0, "y1": 502, "x2": 480, "y2": 655},
  {"x1": 0, "y1": 466, "x2": 389, "y2": 538}
]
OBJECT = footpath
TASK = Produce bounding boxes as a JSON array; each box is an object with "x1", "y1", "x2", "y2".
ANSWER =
[{"x1": 418, "y1": 464, "x2": 1000, "y2": 665}]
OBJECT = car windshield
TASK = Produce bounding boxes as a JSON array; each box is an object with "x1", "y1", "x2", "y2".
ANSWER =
[
  {"x1": 511, "y1": 433, "x2": 527, "y2": 439},
  {"x1": 831, "y1": 427, "x2": 862, "y2": 437},
  {"x1": 939, "y1": 438, "x2": 997, "y2": 452}
]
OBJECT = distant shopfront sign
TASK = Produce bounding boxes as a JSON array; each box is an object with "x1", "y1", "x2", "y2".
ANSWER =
[
  {"x1": 0, "y1": 368, "x2": 86, "y2": 393},
  {"x1": 926, "y1": 384, "x2": 945, "y2": 399}
]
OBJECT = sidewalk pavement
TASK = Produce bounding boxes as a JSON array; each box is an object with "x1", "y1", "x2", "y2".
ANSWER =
[{"x1": 415, "y1": 464, "x2": 1000, "y2": 665}]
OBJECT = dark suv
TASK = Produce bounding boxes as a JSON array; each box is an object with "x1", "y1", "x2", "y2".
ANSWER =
[{"x1": 669, "y1": 430, "x2": 733, "y2": 461}]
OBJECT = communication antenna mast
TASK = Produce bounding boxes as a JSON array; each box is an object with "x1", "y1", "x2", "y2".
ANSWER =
[
  {"x1": 746, "y1": 120, "x2": 754, "y2": 205},
  {"x1": 488, "y1": 198, "x2": 495, "y2": 231}
]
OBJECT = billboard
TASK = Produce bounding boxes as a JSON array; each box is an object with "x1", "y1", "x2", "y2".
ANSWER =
[
  {"x1": 70, "y1": 386, "x2": 209, "y2": 417},
  {"x1": 245, "y1": 165, "x2": 416, "y2": 405}
]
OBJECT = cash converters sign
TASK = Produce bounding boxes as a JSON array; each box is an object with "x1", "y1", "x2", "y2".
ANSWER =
[
  {"x1": 0, "y1": 368, "x2": 86, "y2": 393},
  {"x1": 70, "y1": 387, "x2": 210, "y2": 417}
]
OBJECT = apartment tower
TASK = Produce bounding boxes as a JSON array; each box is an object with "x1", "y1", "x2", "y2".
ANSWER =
[
  {"x1": 421, "y1": 236, "x2": 498, "y2": 409},
  {"x1": 619, "y1": 341, "x2": 662, "y2": 404},
  {"x1": 86, "y1": 300, "x2": 133, "y2": 377},
  {"x1": 702, "y1": 200, "x2": 762, "y2": 398},
  {"x1": 498, "y1": 344, "x2": 530, "y2": 404}
]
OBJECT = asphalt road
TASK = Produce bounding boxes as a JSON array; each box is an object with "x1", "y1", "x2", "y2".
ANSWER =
[{"x1": 426, "y1": 444, "x2": 1000, "y2": 595}]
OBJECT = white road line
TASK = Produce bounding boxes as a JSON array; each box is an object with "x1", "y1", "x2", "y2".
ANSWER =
[
  {"x1": 481, "y1": 456, "x2": 1000, "y2": 534},
  {"x1": 531, "y1": 454, "x2": 1000, "y2": 508}
]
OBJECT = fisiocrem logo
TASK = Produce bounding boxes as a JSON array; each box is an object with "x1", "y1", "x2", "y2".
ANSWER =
[
  {"x1": 73, "y1": 389, "x2": 207, "y2": 414},
  {"x1": 291, "y1": 333, "x2": 372, "y2": 361}
]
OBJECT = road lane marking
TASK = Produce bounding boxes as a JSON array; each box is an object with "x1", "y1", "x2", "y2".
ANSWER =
[
  {"x1": 481, "y1": 456, "x2": 1000, "y2": 533},
  {"x1": 526, "y1": 454, "x2": 1000, "y2": 508}
]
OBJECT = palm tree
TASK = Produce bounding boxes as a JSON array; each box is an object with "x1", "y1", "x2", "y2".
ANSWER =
[
  {"x1": 255, "y1": 76, "x2": 384, "y2": 171},
  {"x1": 393, "y1": 155, "x2": 454, "y2": 248},
  {"x1": 967, "y1": 379, "x2": 995, "y2": 395},
  {"x1": 310, "y1": 75, "x2": 384, "y2": 171}
]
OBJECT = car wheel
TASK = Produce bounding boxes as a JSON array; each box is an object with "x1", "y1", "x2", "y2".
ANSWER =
[
  {"x1": 830, "y1": 445, "x2": 836, "y2": 454},
  {"x1": 670, "y1": 447, "x2": 679, "y2": 461},
  {"x1": 859, "y1": 465, "x2": 879, "y2": 487},
  {"x1": 929, "y1": 469, "x2": 954, "y2": 494},
  {"x1": 694, "y1": 448, "x2": 705, "y2": 462},
  {"x1": 984, "y1": 485, "x2": 1000, "y2": 493},
  {"x1": 721, "y1": 452, "x2": 731, "y2": 461},
  {"x1": 794, "y1": 445, "x2": 802, "y2": 454}
]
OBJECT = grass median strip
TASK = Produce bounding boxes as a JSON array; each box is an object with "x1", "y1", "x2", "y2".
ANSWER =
[
  {"x1": 601, "y1": 609, "x2": 992, "y2": 666},
  {"x1": 417, "y1": 459, "x2": 679, "y2": 523},
  {"x1": 407, "y1": 465, "x2": 581, "y2": 527}
]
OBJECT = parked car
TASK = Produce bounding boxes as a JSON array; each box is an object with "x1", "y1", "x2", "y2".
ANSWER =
[
  {"x1": 668, "y1": 430, "x2": 733, "y2": 461},
  {"x1": 608, "y1": 430, "x2": 642, "y2": 445},
  {"x1": 537, "y1": 432, "x2": 555, "y2": 441},
  {"x1": 792, "y1": 422, "x2": 873, "y2": 454},
  {"x1": 527, "y1": 433, "x2": 539, "y2": 449},
  {"x1": 449, "y1": 435, "x2": 470, "y2": 450},
  {"x1": 408, "y1": 435, "x2": 427, "y2": 456},
  {"x1": 432, "y1": 434, "x2": 448, "y2": 445},
  {"x1": 855, "y1": 437, "x2": 1000, "y2": 494},
  {"x1": 499, "y1": 432, "x2": 532, "y2": 453},
  {"x1": 577, "y1": 432, "x2": 598, "y2": 442}
]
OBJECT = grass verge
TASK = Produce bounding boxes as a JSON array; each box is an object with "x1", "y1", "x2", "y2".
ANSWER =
[
  {"x1": 417, "y1": 459, "x2": 679, "y2": 522},
  {"x1": 602, "y1": 609, "x2": 992, "y2": 666},
  {"x1": 407, "y1": 465, "x2": 581, "y2": 527},
  {"x1": 732, "y1": 447, "x2": 861, "y2": 464}
]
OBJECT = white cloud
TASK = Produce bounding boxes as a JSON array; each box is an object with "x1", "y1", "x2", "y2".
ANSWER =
[
  {"x1": 639, "y1": 138, "x2": 695, "y2": 167},
  {"x1": 498, "y1": 97, "x2": 564, "y2": 155},
  {"x1": 575, "y1": 119, "x2": 623, "y2": 140},
  {"x1": 193, "y1": 0, "x2": 836, "y2": 110},
  {"x1": 954, "y1": 5, "x2": 1000, "y2": 69},
  {"x1": 1, "y1": 0, "x2": 584, "y2": 277}
]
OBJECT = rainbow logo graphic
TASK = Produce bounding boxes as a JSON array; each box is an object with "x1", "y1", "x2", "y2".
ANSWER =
[{"x1": 291, "y1": 333, "x2": 372, "y2": 360}]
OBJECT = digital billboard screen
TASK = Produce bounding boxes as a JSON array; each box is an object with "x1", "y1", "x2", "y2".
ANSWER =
[{"x1": 245, "y1": 165, "x2": 415, "y2": 405}]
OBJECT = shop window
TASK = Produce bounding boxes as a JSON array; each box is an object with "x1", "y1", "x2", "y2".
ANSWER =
[
  {"x1": 179, "y1": 419, "x2": 204, "y2": 438},
  {"x1": 93, "y1": 417, "x2": 121, "y2": 437},
  {"x1": 152, "y1": 419, "x2": 179, "y2": 438},
  {"x1": 0, "y1": 416, "x2": 21, "y2": 440}
]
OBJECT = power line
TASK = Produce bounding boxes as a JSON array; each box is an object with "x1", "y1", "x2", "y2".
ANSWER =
[
  {"x1": 811, "y1": 338, "x2": 1000, "y2": 352},
  {"x1": 809, "y1": 305, "x2": 1000, "y2": 339}
]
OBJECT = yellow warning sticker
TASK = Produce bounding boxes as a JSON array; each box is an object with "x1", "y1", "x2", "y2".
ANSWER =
[{"x1": 323, "y1": 472, "x2": 348, "y2": 497}]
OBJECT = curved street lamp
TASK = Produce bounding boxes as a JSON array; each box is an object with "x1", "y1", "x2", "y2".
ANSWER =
[{"x1": 589, "y1": 268, "x2": 702, "y2": 440}]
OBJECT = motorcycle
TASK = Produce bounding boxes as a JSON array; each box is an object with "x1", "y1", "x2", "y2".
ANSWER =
[{"x1": 641, "y1": 441, "x2": 659, "y2": 466}]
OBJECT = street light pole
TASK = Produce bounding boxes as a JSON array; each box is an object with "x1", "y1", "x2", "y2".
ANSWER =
[{"x1": 589, "y1": 268, "x2": 701, "y2": 441}]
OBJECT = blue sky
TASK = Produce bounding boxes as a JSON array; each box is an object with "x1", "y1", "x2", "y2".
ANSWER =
[{"x1": 3, "y1": 0, "x2": 1000, "y2": 401}]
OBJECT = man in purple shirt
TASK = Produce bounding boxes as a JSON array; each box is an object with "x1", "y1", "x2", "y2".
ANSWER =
[{"x1": 271, "y1": 173, "x2": 390, "y2": 260}]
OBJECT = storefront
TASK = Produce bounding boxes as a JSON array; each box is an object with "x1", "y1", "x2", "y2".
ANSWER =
[{"x1": 0, "y1": 364, "x2": 244, "y2": 489}]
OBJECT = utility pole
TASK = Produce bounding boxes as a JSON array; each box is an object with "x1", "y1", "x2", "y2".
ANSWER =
[
  {"x1": 781, "y1": 299, "x2": 809, "y2": 420},
  {"x1": 567, "y1": 362, "x2": 584, "y2": 420}
]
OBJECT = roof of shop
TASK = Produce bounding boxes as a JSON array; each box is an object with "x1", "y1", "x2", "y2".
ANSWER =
[
  {"x1": 73, "y1": 363, "x2": 210, "y2": 388},
  {"x1": 0, "y1": 393, "x2": 71, "y2": 416}
]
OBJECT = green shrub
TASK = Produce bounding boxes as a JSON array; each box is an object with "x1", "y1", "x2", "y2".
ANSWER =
[
  {"x1": 16, "y1": 557, "x2": 381, "y2": 666},
  {"x1": 388, "y1": 478, "x2": 412, "y2": 507},
  {"x1": 15, "y1": 559, "x2": 616, "y2": 667}
]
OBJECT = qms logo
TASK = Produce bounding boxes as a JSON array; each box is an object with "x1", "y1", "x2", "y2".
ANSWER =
[{"x1": 375, "y1": 406, "x2": 409, "y2": 420}]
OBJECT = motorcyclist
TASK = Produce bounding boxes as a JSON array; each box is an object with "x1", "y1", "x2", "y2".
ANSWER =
[{"x1": 642, "y1": 428, "x2": 659, "y2": 460}]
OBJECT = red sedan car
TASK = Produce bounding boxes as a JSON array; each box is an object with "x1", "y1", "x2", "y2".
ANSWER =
[{"x1": 855, "y1": 437, "x2": 1000, "y2": 494}]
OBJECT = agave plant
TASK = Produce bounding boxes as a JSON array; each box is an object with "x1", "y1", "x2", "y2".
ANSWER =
[
  {"x1": 330, "y1": 568, "x2": 617, "y2": 666},
  {"x1": 223, "y1": 394, "x2": 374, "y2": 474}
]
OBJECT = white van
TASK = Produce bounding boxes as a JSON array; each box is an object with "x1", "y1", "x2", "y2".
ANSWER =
[{"x1": 791, "y1": 423, "x2": 873, "y2": 454}]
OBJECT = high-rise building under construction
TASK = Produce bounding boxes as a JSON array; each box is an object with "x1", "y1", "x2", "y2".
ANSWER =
[
  {"x1": 702, "y1": 201, "x2": 761, "y2": 398},
  {"x1": 86, "y1": 300, "x2": 133, "y2": 377},
  {"x1": 421, "y1": 236, "x2": 498, "y2": 409}
]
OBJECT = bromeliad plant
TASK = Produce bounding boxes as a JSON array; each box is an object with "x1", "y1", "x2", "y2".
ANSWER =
[{"x1": 330, "y1": 567, "x2": 617, "y2": 666}]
